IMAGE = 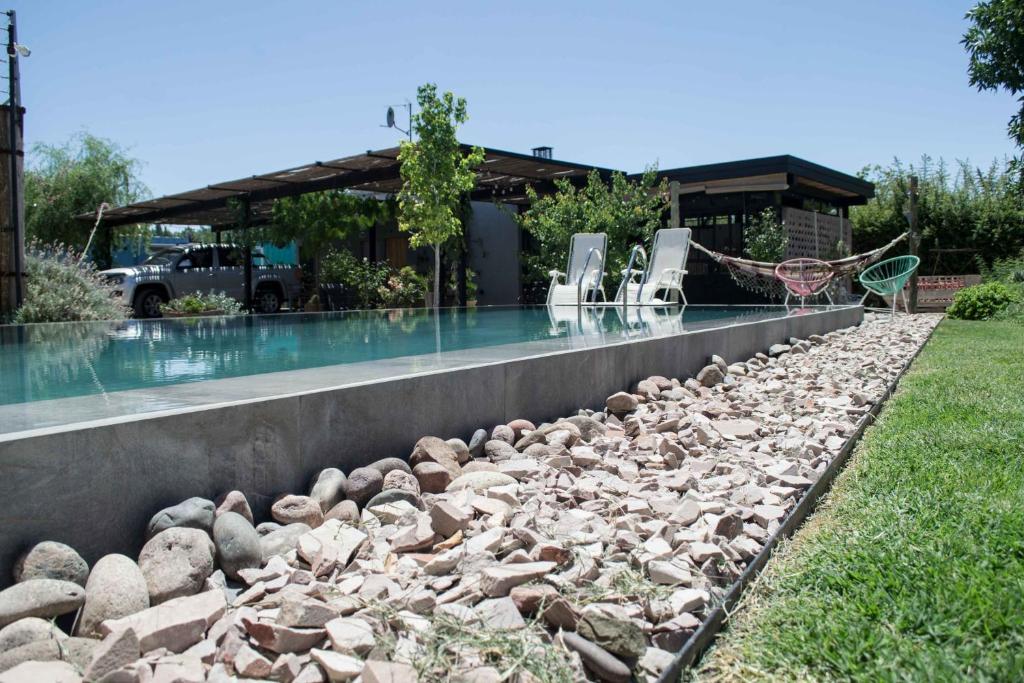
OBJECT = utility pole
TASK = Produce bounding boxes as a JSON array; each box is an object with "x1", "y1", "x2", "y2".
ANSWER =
[
  {"x1": 0, "y1": 9, "x2": 25, "y2": 317},
  {"x1": 908, "y1": 175, "x2": 919, "y2": 314}
]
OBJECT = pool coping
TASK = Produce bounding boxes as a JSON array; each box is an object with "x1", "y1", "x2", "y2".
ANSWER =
[{"x1": 655, "y1": 313, "x2": 939, "y2": 681}]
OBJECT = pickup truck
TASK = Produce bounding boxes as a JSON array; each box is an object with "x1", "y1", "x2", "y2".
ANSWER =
[{"x1": 100, "y1": 243, "x2": 303, "y2": 318}]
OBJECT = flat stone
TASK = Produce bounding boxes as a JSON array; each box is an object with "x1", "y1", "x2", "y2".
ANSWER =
[
  {"x1": 310, "y1": 648, "x2": 363, "y2": 681},
  {"x1": 509, "y1": 584, "x2": 559, "y2": 614},
  {"x1": 753, "y1": 504, "x2": 786, "y2": 527},
  {"x1": 0, "y1": 660, "x2": 81, "y2": 683},
  {"x1": 648, "y1": 560, "x2": 692, "y2": 586},
  {"x1": 83, "y1": 626, "x2": 140, "y2": 682},
  {"x1": 272, "y1": 495, "x2": 325, "y2": 528},
  {"x1": 480, "y1": 562, "x2": 556, "y2": 597},
  {"x1": 324, "y1": 617, "x2": 375, "y2": 655},
  {"x1": 212, "y1": 511, "x2": 261, "y2": 582},
  {"x1": 147, "y1": 497, "x2": 215, "y2": 539},
  {"x1": 768, "y1": 343, "x2": 791, "y2": 357},
  {"x1": 296, "y1": 519, "x2": 367, "y2": 576},
  {"x1": 14, "y1": 541, "x2": 89, "y2": 587},
  {"x1": 564, "y1": 415, "x2": 608, "y2": 442},
  {"x1": 139, "y1": 527, "x2": 215, "y2": 605},
  {"x1": 100, "y1": 589, "x2": 225, "y2": 653},
  {"x1": 390, "y1": 515, "x2": 438, "y2": 553},
  {"x1": 446, "y1": 471, "x2": 518, "y2": 492},
  {"x1": 578, "y1": 604, "x2": 647, "y2": 658},
  {"x1": 278, "y1": 595, "x2": 343, "y2": 628},
  {"x1": 214, "y1": 490, "x2": 254, "y2": 524},
  {"x1": 473, "y1": 597, "x2": 525, "y2": 630},
  {"x1": 245, "y1": 619, "x2": 325, "y2": 654},
  {"x1": 711, "y1": 418, "x2": 759, "y2": 438},
  {"x1": 235, "y1": 643, "x2": 273, "y2": 678},
  {"x1": 542, "y1": 598, "x2": 579, "y2": 630},
  {"x1": 362, "y1": 660, "x2": 419, "y2": 683},
  {"x1": 559, "y1": 631, "x2": 631, "y2": 683},
  {"x1": 79, "y1": 554, "x2": 150, "y2": 638},
  {"x1": 260, "y1": 523, "x2": 312, "y2": 563},
  {"x1": 0, "y1": 579, "x2": 85, "y2": 629},
  {"x1": 413, "y1": 462, "x2": 453, "y2": 494},
  {"x1": 689, "y1": 542, "x2": 725, "y2": 563},
  {"x1": 309, "y1": 468, "x2": 347, "y2": 512},
  {"x1": 430, "y1": 501, "x2": 472, "y2": 538}
]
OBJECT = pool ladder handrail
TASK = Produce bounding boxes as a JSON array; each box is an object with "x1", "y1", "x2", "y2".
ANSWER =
[
  {"x1": 619, "y1": 244, "x2": 648, "y2": 319},
  {"x1": 576, "y1": 247, "x2": 605, "y2": 311}
]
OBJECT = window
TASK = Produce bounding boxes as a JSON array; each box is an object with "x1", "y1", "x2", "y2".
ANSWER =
[
  {"x1": 183, "y1": 247, "x2": 213, "y2": 268},
  {"x1": 216, "y1": 246, "x2": 245, "y2": 268}
]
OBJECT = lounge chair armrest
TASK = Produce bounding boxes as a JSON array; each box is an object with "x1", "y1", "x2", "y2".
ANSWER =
[{"x1": 548, "y1": 269, "x2": 565, "y2": 279}]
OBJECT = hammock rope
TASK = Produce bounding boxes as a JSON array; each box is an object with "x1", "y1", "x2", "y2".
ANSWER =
[{"x1": 691, "y1": 232, "x2": 909, "y2": 299}]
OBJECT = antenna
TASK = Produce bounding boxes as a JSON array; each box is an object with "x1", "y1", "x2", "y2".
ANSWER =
[{"x1": 381, "y1": 101, "x2": 412, "y2": 141}]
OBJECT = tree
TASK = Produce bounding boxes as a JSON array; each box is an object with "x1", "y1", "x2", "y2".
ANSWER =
[
  {"x1": 266, "y1": 190, "x2": 392, "y2": 291},
  {"x1": 397, "y1": 83, "x2": 484, "y2": 308},
  {"x1": 24, "y1": 133, "x2": 147, "y2": 256},
  {"x1": 743, "y1": 208, "x2": 789, "y2": 262},
  {"x1": 517, "y1": 167, "x2": 668, "y2": 297},
  {"x1": 963, "y1": 0, "x2": 1024, "y2": 159}
]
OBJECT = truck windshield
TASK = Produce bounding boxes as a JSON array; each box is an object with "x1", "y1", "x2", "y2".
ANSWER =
[{"x1": 142, "y1": 249, "x2": 183, "y2": 266}]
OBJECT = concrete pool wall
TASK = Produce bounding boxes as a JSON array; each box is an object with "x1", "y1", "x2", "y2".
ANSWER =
[{"x1": 0, "y1": 305, "x2": 862, "y2": 582}]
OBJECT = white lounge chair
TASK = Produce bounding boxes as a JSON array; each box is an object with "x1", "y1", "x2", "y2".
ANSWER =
[
  {"x1": 614, "y1": 228, "x2": 691, "y2": 305},
  {"x1": 547, "y1": 233, "x2": 608, "y2": 305}
]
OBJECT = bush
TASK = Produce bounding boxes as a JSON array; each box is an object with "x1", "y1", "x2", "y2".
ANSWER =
[
  {"x1": 13, "y1": 243, "x2": 130, "y2": 323},
  {"x1": 319, "y1": 249, "x2": 426, "y2": 308},
  {"x1": 744, "y1": 208, "x2": 789, "y2": 262},
  {"x1": 947, "y1": 282, "x2": 1019, "y2": 320},
  {"x1": 161, "y1": 291, "x2": 243, "y2": 316}
]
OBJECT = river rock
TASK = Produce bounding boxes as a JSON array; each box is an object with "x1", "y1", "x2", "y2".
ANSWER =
[
  {"x1": 484, "y1": 440, "x2": 518, "y2": 462},
  {"x1": 696, "y1": 364, "x2": 725, "y2": 387},
  {"x1": 507, "y1": 419, "x2": 536, "y2": 441},
  {"x1": 462, "y1": 460, "x2": 499, "y2": 474},
  {"x1": 367, "y1": 457, "x2": 412, "y2": 477},
  {"x1": 412, "y1": 462, "x2": 452, "y2": 494},
  {"x1": 365, "y1": 489, "x2": 422, "y2": 512},
  {"x1": 79, "y1": 554, "x2": 149, "y2": 638},
  {"x1": 325, "y1": 501, "x2": 360, "y2": 524},
  {"x1": 565, "y1": 415, "x2": 608, "y2": 442},
  {"x1": 768, "y1": 343, "x2": 792, "y2": 357},
  {"x1": 490, "y1": 424, "x2": 515, "y2": 445},
  {"x1": 605, "y1": 392, "x2": 638, "y2": 413},
  {"x1": 0, "y1": 617, "x2": 65, "y2": 651},
  {"x1": 382, "y1": 469, "x2": 420, "y2": 495},
  {"x1": 146, "y1": 497, "x2": 215, "y2": 539},
  {"x1": 578, "y1": 603, "x2": 647, "y2": 658},
  {"x1": 559, "y1": 631, "x2": 631, "y2": 683},
  {"x1": 259, "y1": 523, "x2": 311, "y2": 563},
  {"x1": 446, "y1": 471, "x2": 518, "y2": 492},
  {"x1": 309, "y1": 468, "x2": 347, "y2": 512},
  {"x1": 214, "y1": 490, "x2": 254, "y2": 524},
  {"x1": 0, "y1": 579, "x2": 85, "y2": 629},
  {"x1": 272, "y1": 495, "x2": 325, "y2": 528},
  {"x1": 409, "y1": 437, "x2": 462, "y2": 479},
  {"x1": 13, "y1": 542, "x2": 89, "y2": 587},
  {"x1": 446, "y1": 438, "x2": 471, "y2": 464},
  {"x1": 468, "y1": 429, "x2": 488, "y2": 459},
  {"x1": 343, "y1": 467, "x2": 384, "y2": 507},
  {"x1": 138, "y1": 527, "x2": 215, "y2": 605},
  {"x1": 213, "y1": 512, "x2": 262, "y2": 582}
]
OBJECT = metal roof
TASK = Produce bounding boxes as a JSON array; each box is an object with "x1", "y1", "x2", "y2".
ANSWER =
[
  {"x1": 86, "y1": 146, "x2": 618, "y2": 228},
  {"x1": 648, "y1": 155, "x2": 875, "y2": 204}
]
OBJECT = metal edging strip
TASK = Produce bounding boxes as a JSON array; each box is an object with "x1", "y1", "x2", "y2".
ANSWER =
[{"x1": 656, "y1": 317, "x2": 940, "y2": 682}]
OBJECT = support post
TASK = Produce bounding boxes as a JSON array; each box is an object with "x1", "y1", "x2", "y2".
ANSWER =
[
  {"x1": 240, "y1": 197, "x2": 253, "y2": 312},
  {"x1": 908, "y1": 175, "x2": 919, "y2": 314},
  {"x1": 0, "y1": 10, "x2": 25, "y2": 317},
  {"x1": 669, "y1": 181, "x2": 680, "y2": 229}
]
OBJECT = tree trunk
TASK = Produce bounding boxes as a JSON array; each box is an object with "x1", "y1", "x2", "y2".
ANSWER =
[{"x1": 433, "y1": 243, "x2": 441, "y2": 310}]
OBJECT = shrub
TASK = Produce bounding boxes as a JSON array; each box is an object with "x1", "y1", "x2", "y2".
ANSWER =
[
  {"x1": 320, "y1": 249, "x2": 426, "y2": 308},
  {"x1": 13, "y1": 243, "x2": 130, "y2": 323},
  {"x1": 161, "y1": 291, "x2": 243, "y2": 316},
  {"x1": 947, "y1": 282, "x2": 1019, "y2": 320},
  {"x1": 744, "y1": 208, "x2": 789, "y2": 262}
]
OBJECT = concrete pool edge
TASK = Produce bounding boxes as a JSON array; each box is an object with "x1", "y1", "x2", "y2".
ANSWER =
[{"x1": 0, "y1": 305, "x2": 862, "y2": 583}]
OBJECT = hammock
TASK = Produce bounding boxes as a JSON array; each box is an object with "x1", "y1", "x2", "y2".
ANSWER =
[{"x1": 691, "y1": 232, "x2": 909, "y2": 299}]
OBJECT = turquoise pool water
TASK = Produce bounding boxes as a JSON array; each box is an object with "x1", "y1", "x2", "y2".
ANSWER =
[{"x1": 0, "y1": 305, "x2": 782, "y2": 407}]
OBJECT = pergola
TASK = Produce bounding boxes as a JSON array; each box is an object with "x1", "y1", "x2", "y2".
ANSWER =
[{"x1": 82, "y1": 145, "x2": 617, "y2": 308}]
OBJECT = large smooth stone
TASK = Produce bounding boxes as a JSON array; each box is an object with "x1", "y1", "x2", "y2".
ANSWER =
[
  {"x1": 213, "y1": 512, "x2": 262, "y2": 582},
  {"x1": 0, "y1": 659, "x2": 80, "y2": 681},
  {"x1": 214, "y1": 490, "x2": 254, "y2": 524},
  {"x1": 445, "y1": 438, "x2": 471, "y2": 465},
  {"x1": 309, "y1": 468, "x2": 347, "y2": 512},
  {"x1": 412, "y1": 462, "x2": 452, "y2": 494},
  {"x1": 259, "y1": 523, "x2": 311, "y2": 563},
  {"x1": 0, "y1": 579, "x2": 85, "y2": 629},
  {"x1": 0, "y1": 617, "x2": 66, "y2": 651},
  {"x1": 565, "y1": 415, "x2": 608, "y2": 442},
  {"x1": 367, "y1": 458, "x2": 412, "y2": 477},
  {"x1": 13, "y1": 542, "x2": 89, "y2": 587},
  {"x1": 272, "y1": 495, "x2": 324, "y2": 527},
  {"x1": 146, "y1": 497, "x2": 215, "y2": 539},
  {"x1": 446, "y1": 471, "x2": 517, "y2": 492},
  {"x1": 138, "y1": 527, "x2": 215, "y2": 605},
  {"x1": 364, "y1": 489, "x2": 423, "y2": 511},
  {"x1": 468, "y1": 429, "x2": 488, "y2": 458},
  {"x1": 344, "y1": 467, "x2": 384, "y2": 507},
  {"x1": 560, "y1": 631, "x2": 631, "y2": 683},
  {"x1": 79, "y1": 554, "x2": 149, "y2": 637}
]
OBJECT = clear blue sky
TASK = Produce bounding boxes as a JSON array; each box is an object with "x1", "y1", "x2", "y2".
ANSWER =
[{"x1": 13, "y1": 0, "x2": 1017, "y2": 198}]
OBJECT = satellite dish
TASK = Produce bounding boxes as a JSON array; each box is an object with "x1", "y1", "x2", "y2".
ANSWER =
[{"x1": 386, "y1": 106, "x2": 395, "y2": 128}]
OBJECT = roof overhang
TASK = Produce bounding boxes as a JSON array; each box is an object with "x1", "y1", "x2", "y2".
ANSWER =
[{"x1": 82, "y1": 146, "x2": 618, "y2": 228}]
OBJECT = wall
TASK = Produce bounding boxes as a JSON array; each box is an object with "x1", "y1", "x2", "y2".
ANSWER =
[{"x1": 0, "y1": 306, "x2": 862, "y2": 583}]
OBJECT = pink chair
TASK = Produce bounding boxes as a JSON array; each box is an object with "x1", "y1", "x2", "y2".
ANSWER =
[{"x1": 775, "y1": 258, "x2": 834, "y2": 306}]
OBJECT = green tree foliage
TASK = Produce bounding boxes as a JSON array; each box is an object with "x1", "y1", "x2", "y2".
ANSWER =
[
  {"x1": 963, "y1": 0, "x2": 1024, "y2": 157},
  {"x1": 24, "y1": 133, "x2": 147, "y2": 255},
  {"x1": 517, "y1": 168, "x2": 668, "y2": 295},
  {"x1": 266, "y1": 190, "x2": 392, "y2": 289},
  {"x1": 743, "y1": 208, "x2": 789, "y2": 262},
  {"x1": 947, "y1": 281, "x2": 1020, "y2": 319},
  {"x1": 14, "y1": 243, "x2": 130, "y2": 323},
  {"x1": 319, "y1": 249, "x2": 427, "y2": 309},
  {"x1": 851, "y1": 156, "x2": 1024, "y2": 273},
  {"x1": 397, "y1": 83, "x2": 484, "y2": 308}
]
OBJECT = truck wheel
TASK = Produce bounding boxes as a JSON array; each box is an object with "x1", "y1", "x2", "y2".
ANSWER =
[
  {"x1": 255, "y1": 287, "x2": 282, "y2": 314},
  {"x1": 133, "y1": 288, "x2": 167, "y2": 318}
]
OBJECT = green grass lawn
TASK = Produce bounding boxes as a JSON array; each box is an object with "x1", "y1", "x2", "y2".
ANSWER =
[{"x1": 697, "y1": 320, "x2": 1024, "y2": 682}]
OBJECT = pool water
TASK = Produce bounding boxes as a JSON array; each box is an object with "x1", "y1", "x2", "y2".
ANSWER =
[{"x1": 0, "y1": 305, "x2": 779, "y2": 407}]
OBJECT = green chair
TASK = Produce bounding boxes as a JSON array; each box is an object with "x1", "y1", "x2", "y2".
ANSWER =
[{"x1": 859, "y1": 255, "x2": 920, "y2": 315}]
